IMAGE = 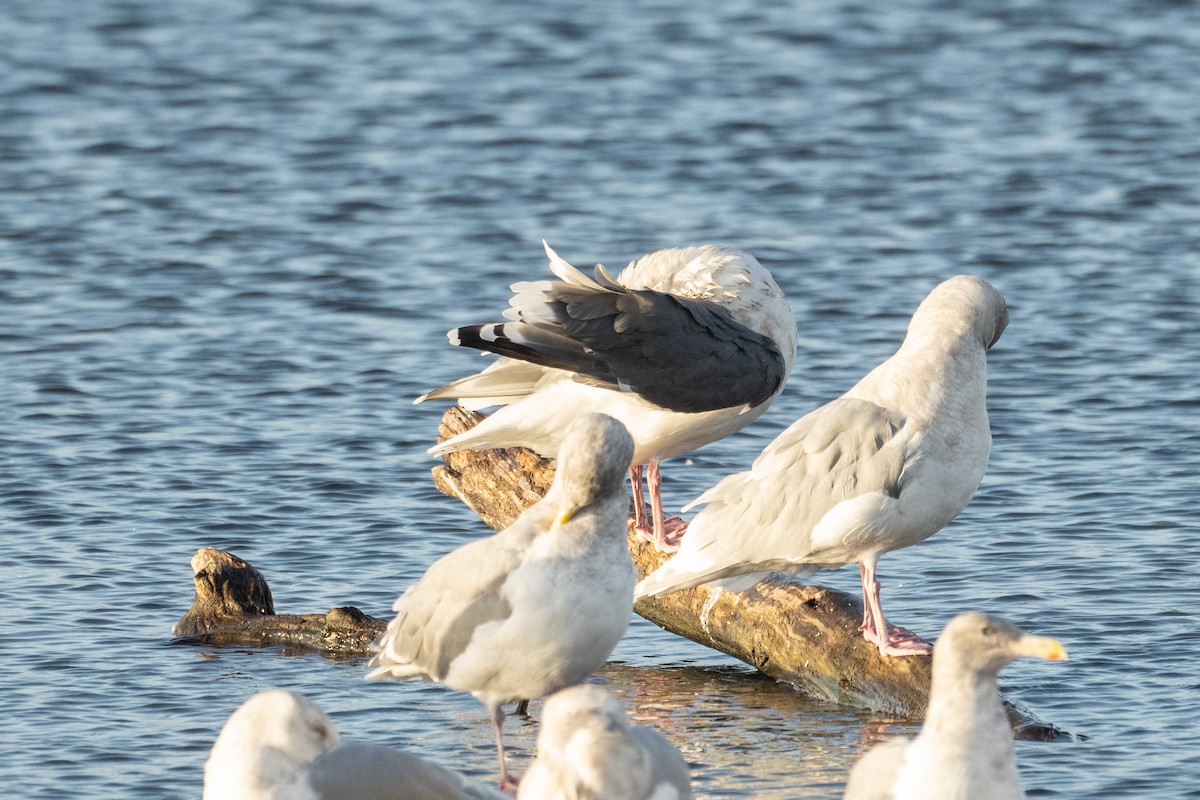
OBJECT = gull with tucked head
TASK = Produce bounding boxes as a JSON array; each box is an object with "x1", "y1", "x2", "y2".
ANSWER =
[
  {"x1": 842, "y1": 612, "x2": 1068, "y2": 800},
  {"x1": 202, "y1": 690, "x2": 505, "y2": 800},
  {"x1": 418, "y1": 240, "x2": 797, "y2": 552},
  {"x1": 517, "y1": 684, "x2": 693, "y2": 800},
  {"x1": 636, "y1": 276, "x2": 1009, "y2": 655},
  {"x1": 367, "y1": 413, "x2": 638, "y2": 791}
]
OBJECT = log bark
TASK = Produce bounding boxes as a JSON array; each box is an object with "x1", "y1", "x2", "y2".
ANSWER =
[{"x1": 172, "y1": 407, "x2": 1067, "y2": 740}]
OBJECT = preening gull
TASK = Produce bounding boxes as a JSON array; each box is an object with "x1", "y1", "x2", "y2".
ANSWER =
[
  {"x1": 418, "y1": 241, "x2": 797, "y2": 551},
  {"x1": 842, "y1": 612, "x2": 1067, "y2": 800},
  {"x1": 367, "y1": 413, "x2": 638, "y2": 791},
  {"x1": 517, "y1": 685, "x2": 693, "y2": 800},
  {"x1": 202, "y1": 689, "x2": 505, "y2": 800},
  {"x1": 636, "y1": 276, "x2": 1008, "y2": 655}
]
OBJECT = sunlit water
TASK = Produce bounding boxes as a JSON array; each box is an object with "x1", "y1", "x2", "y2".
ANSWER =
[{"x1": 2, "y1": 1, "x2": 1198, "y2": 797}]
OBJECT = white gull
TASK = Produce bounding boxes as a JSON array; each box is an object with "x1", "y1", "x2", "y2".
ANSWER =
[
  {"x1": 636, "y1": 276, "x2": 1008, "y2": 655},
  {"x1": 418, "y1": 240, "x2": 797, "y2": 551},
  {"x1": 202, "y1": 689, "x2": 505, "y2": 800},
  {"x1": 842, "y1": 612, "x2": 1067, "y2": 800},
  {"x1": 367, "y1": 413, "x2": 637, "y2": 791},
  {"x1": 517, "y1": 684, "x2": 693, "y2": 800}
]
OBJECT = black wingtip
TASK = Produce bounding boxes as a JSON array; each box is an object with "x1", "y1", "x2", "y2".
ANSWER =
[{"x1": 452, "y1": 323, "x2": 510, "y2": 352}]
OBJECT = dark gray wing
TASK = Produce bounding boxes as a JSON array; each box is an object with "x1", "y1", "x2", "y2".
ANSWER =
[{"x1": 451, "y1": 284, "x2": 785, "y2": 413}]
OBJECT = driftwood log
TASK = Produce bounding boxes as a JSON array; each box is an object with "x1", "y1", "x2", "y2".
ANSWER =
[
  {"x1": 174, "y1": 407, "x2": 1067, "y2": 740},
  {"x1": 173, "y1": 547, "x2": 386, "y2": 654}
]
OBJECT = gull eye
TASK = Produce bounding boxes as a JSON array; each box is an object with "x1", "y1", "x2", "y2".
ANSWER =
[{"x1": 980, "y1": 625, "x2": 994, "y2": 637}]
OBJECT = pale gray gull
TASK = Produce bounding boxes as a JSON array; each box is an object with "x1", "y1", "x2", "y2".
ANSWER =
[
  {"x1": 367, "y1": 412, "x2": 638, "y2": 791},
  {"x1": 418, "y1": 240, "x2": 797, "y2": 551},
  {"x1": 202, "y1": 689, "x2": 506, "y2": 800},
  {"x1": 517, "y1": 684, "x2": 693, "y2": 800},
  {"x1": 842, "y1": 612, "x2": 1067, "y2": 800},
  {"x1": 635, "y1": 275, "x2": 1008, "y2": 655}
]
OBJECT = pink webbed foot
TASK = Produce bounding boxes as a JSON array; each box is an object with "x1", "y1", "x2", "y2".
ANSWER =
[
  {"x1": 862, "y1": 623, "x2": 933, "y2": 656},
  {"x1": 653, "y1": 516, "x2": 688, "y2": 552},
  {"x1": 633, "y1": 516, "x2": 688, "y2": 552},
  {"x1": 499, "y1": 775, "x2": 520, "y2": 796}
]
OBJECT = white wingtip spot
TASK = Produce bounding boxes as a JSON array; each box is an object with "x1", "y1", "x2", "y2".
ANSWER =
[{"x1": 447, "y1": 329, "x2": 461, "y2": 346}]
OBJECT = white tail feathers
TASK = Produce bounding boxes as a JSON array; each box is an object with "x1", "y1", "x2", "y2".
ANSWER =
[
  {"x1": 542, "y1": 240, "x2": 607, "y2": 290},
  {"x1": 680, "y1": 471, "x2": 751, "y2": 513},
  {"x1": 634, "y1": 554, "x2": 723, "y2": 599}
]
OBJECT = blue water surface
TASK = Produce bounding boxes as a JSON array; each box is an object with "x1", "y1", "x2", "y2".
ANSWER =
[{"x1": 2, "y1": 1, "x2": 1198, "y2": 797}]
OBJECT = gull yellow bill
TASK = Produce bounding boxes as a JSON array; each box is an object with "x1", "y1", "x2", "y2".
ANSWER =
[{"x1": 1018, "y1": 635, "x2": 1068, "y2": 662}]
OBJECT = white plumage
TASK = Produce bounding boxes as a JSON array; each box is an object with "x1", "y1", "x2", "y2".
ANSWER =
[
  {"x1": 517, "y1": 685, "x2": 693, "y2": 800},
  {"x1": 842, "y1": 612, "x2": 1067, "y2": 800},
  {"x1": 367, "y1": 413, "x2": 638, "y2": 790},
  {"x1": 636, "y1": 275, "x2": 1008, "y2": 655},
  {"x1": 203, "y1": 690, "x2": 505, "y2": 800},
  {"x1": 419, "y1": 241, "x2": 797, "y2": 550}
]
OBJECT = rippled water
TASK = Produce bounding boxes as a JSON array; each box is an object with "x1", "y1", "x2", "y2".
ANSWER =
[{"x1": 3, "y1": 1, "x2": 1198, "y2": 797}]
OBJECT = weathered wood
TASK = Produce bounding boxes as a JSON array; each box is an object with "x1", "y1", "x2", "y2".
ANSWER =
[
  {"x1": 432, "y1": 407, "x2": 1067, "y2": 741},
  {"x1": 173, "y1": 547, "x2": 386, "y2": 654}
]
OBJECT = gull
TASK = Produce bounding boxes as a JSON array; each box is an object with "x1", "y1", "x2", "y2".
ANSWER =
[
  {"x1": 417, "y1": 240, "x2": 797, "y2": 551},
  {"x1": 202, "y1": 689, "x2": 505, "y2": 800},
  {"x1": 517, "y1": 684, "x2": 693, "y2": 800},
  {"x1": 636, "y1": 276, "x2": 1008, "y2": 655},
  {"x1": 842, "y1": 612, "x2": 1067, "y2": 800},
  {"x1": 367, "y1": 413, "x2": 638, "y2": 791}
]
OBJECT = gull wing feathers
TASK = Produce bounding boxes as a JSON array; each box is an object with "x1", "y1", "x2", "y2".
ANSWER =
[
  {"x1": 842, "y1": 738, "x2": 907, "y2": 800},
  {"x1": 636, "y1": 398, "x2": 910, "y2": 597},
  {"x1": 308, "y1": 744, "x2": 507, "y2": 800},
  {"x1": 366, "y1": 504, "x2": 550, "y2": 681},
  {"x1": 447, "y1": 250, "x2": 787, "y2": 414}
]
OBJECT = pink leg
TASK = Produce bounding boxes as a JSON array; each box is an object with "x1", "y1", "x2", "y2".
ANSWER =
[
  {"x1": 859, "y1": 561, "x2": 932, "y2": 657},
  {"x1": 646, "y1": 459, "x2": 687, "y2": 552},
  {"x1": 858, "y1": 563, "x2": 873, "y2": 632},
  {"x1": 489, "y1": 703, "x2": 519, "y2": 794},
  {"x1": 630, "y1": 464, "x2": 649, "y2": 534}
]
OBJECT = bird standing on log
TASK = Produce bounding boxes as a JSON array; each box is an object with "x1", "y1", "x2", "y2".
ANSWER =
[
  {"x1": 367, "y1": 413, "x2": 638, "y2": 792},
  {"x1": 418, "y1": 241, "x2": 797, "y2": 552},
  {"x1": 637, "y1": 275, "x2": 1008, "y2": 656}
]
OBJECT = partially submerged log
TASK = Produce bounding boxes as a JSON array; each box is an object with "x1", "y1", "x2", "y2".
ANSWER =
[
  {"x1": 172, "y1": 407, "x2": 1067, "y2": 739},
  {"x1": 173, "y1": 547, "x2": 385, "y2": 654}
]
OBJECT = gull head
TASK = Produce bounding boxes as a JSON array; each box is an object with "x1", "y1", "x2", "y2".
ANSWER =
[
  {"x1": 908, "y1": 275, "x2": 1009, "y2": 353},
  {"x1": 552, "y1": 413, "x2": 636, "y2": 514},
  {"x1": 936, "y1": 612, "x2": 1068, "y2": 679},
  {"x1": 204, "y1": 690, "x2": 340, "y2": 799}
]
